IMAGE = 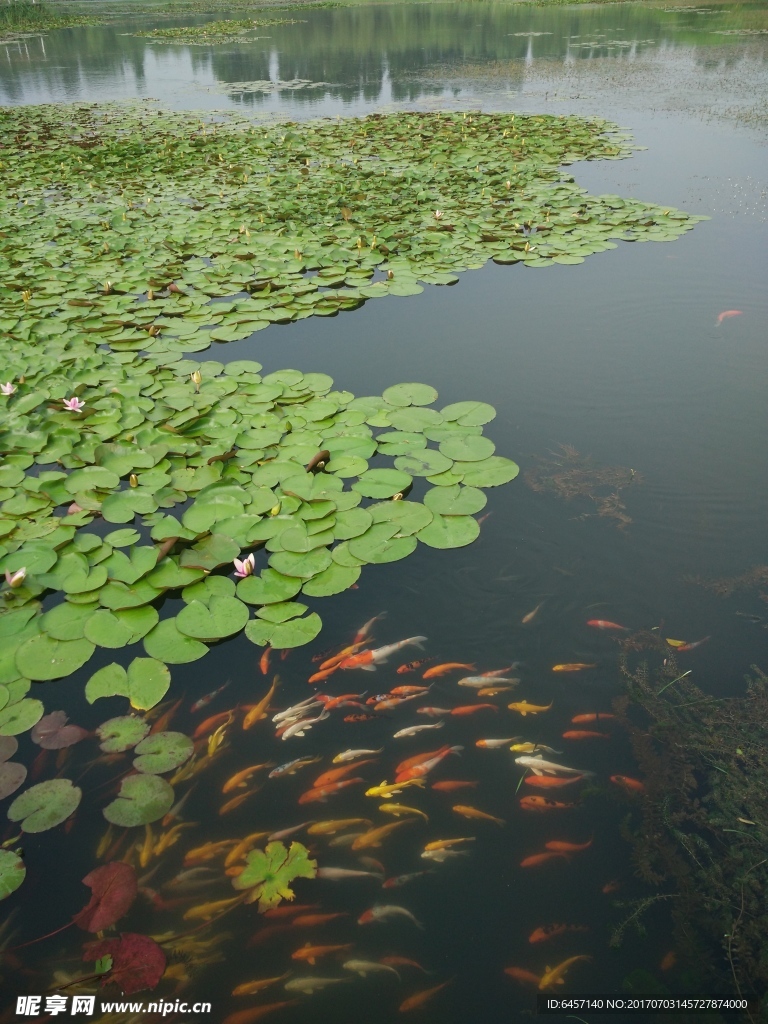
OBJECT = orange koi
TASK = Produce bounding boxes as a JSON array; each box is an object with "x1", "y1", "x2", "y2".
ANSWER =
[
  {"x1": 562, "y1": 730, "x2": 610, "y2": 740},
  {"x1": 351, "y1": 820, "x2": 415, "y2": 850},
  {"x1": 423, "y1": 663, "x2": 475, "y2": 679},
  {"x1": 586, "y1": 619, "x2": 628, "y2": 631},
  {"x1": 242, "y1": 675, "x2": 279, "y2": 730},
  {"x1": 308, "y1": 667, "x2": 338, "y2": 685},
  {"x1": 571, "y1": 713, "x2": 616, "y2": 724},
  {"x1": 291, "y1": 912, "x2": 348, "y2": 927},
  {"x1": 529, "y1": 923, "x2": 589, "y2": 944},
  {"x1": 397, "y1": 745, "x2": 454, "y2": 775},
  {"x1": 390, "y1": 684, "x2": 431, "y2": 696},
  {"x1": 602, "y1": 879, "x2": 621, "y2": 894},
  {"x1": 610, "y1": 774, "x2": 645, "y2": 794},
  {"x1": 716, "y1": 309, "x2": 742, "y2": 324},
  {"x1": 525, "y1": 774, "x2": 585, "y2": 789},
  {"x1": 320, "y1": 643, "x2": 365, "y2": 671},
  {"x1": 219, "y1": 792, "x2": 256, "y2": 815},
  {"x1": 508, "y1": 700, "x2": 552, "y2": 716},
  {"x1": 292, "y1": 941, "x2": 353, "y2": 965},
  {"x1": 231, "y1": 973, "x2": 290, "y2": 996},
  {"x1": 539, "y1": 955, "x2": 591, "y2": 990},
  {"x1": 676, "y1": 636, "x2": 711, "y2": 652},
  {"x1": 452, "y1": 805, "x2": 505, "y2": 826},
  {"x1": 259, "y1": 647, "x2": 271, "y2": 676},
  {"x1": 321, "y1": 693, "x2": 366, "y2": 711},
  {"x1": 149, "y1": 697, "x2": 183, "y2": 735},
  {"x1": 450, "y1": 704, "x2": 497, "y2": 716},
  {"x1": 381, "y1": 955, "x2": 430, "y2": 973},
  {"x1": 520, "y1": 851, "x2": 569, "y2": 868},
  {"x1": 184, "y1": 840, "x2": 237, "y2": 865},
  {"x1": 193, "y1": 709, "x2": 234, "y2": 741},
  {"x1": 552, "y1": 663, "x2": 596, "y2": 672},
  {"x1": 298, "y1": 778, "x2": 364, "y2": 804},
  {"x1": 504, "y1": 966, "x2": 541, "y2": 987},
  {"x1": 397, "y1": 659, "x2": 434, "y2": 675},
  {"x1": 431, "y1": 780, "x2": 478, "y2": 792},
  {"x1": 263, "y1": 903, "x2": 321, "y2": 920},
  {"x1": 224, "y1": 832, "x2": 271, "y2": 868},
  {"x1": 519, "y1": 796, "x2": 575, "y2": 812},
  {"x1": 222, "y1": 1001, "x2": 299, "y2": 1024},
  {"x1": 247, "y1": 924, "x2": 294, "y2": 946},
  {"x1": 353, "y1": 611, "x2": 387, "y2": 645},
  {"x1": 545, "y1": 837, "x2": 592, "y2": 852},
  {"x1": 222, "y1": 764, "x2": 272, "y2": 793},
  {"x1": 399, "y1": 980, "x2": 452, "y2": 1012},
  {"x1": 313, "y1": 760, "x2": 377, "y2": 788}
]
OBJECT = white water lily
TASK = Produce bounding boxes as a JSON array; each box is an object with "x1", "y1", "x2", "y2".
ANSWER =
[
  {"x1": 4, "y1": 567, "x2": 26, "y2": 588},
  {"x1": 433, "y1": 210, "x2": 444, "y2": 220},
  {"x1": 233, "y1": 553, "x2": 256, "y2": 579},
  {"x1": 1, "y1": 382, "x2": 16, "y2": 396}
]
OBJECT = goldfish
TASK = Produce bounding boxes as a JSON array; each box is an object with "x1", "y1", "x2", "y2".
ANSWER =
[
  {"x1": 552, "y1": 663, "x2": 596, "y2": 672},
  {"x1": 307, "y1": 818, "x2": 371, "y2": 835},
  {"x1": 316, "y1": 867, "x2": 383, "y2": 880},
  {"x1": 358, "y1": 904, "x2": 424, "y2": 928},
  {"x1": 381, "y1": 955, "x2": 430, "y2": 973},
  {"x1": 259, "y1": 647, "x2": 271, "y2": 676},
  {"x1": 571, "y1": 713, "x2": 615, "y2": 724},
  {"x1": 586, "y1": 619, "x2": 628, "y2": 631},
  {"x1": 243, "y1": 675, "x2": 280, "y2": 730},
  {"x1": 263, "y1": 903, "x2": 321, "y2": 920},
  {"x1": 281, "y1": 709, "x2": 330, "y2": 740},
  {"x1": 431, "y1": 780, "x2": 478, "y2": 792},
  {"x1": 366, "y1": 779, "x2": 427, "y2": 799},
  {"x1": 291, "y1": 912, "x2": 347, "y2": 927},
  {"x1": 510, "y1": 742, "x2": 561, "y2": 754},
  {"x1": 231, "y1": 973, "x2": 290, "y2": 996},
  {"x1": 546, "y1": 838, "x2": 592, "y2": 852},
  {"x1": 340, "y1": 636, "x2": 427, "y2": 671},
  {"x1": 378, "y1": 804, "x2": 429, "y2": 822},
  {"x1": 207, "y1": 721, "x2": 229, "y2": 757},
  {"x1": 397, "y1": 745, "x2": 456, "y2": 774},
  {"x1": 562, "y1": 730, "x2": 610, "y2": 740},
  {"x1": 222, "y1": 1001, "x2": 299, "y2": 1024},
  {"x1": 292, "y1": 942, "x2": 353, "y2": 965},
  {"x1": 478, "y1": 686, "x2": 517, "y2": 697},
  {"x1": 223, "y1": 763, "x2": 273, "y2": 793},
  {"x1": 273, "y1": 696, "x2": 321, "y2": 725},
  {"x1": 183, "y1": 895, "x2": 243, "y2": 921},
  {"x1": 423, "y1": 662, "x2": 475, "y2": 679},
  {"x1": 610, "y1": 774, "x2": 645, "y2": 794},
  {"x1": 353, "y1": 611, "x2": 388, "y2": 645},
  {"x1": 394, "y1": 722, "x2": 445, "y2": 739},
  {"x1": 399, "y1": 980, "x2": 451, "y2": 1011},
  {"x1": 421, "y1": 848, "x2": 469, "y2": 863},
  {"x1": 508, "y1": 701, "x2": 552, "y2": 716},
  {"x1": 333, "y1": 748, "x2": 384, "y2": 763},
  {"x1": 308, "y1": 667, "x2": 338, "y2": 685},
  {"x1": 138, "y1": 823, "x2": 155, "y2": 868},
  {"x1": 476, "y1": 738, "x2": 519, "y2": 749},
  {"x1": 319, "y1": 643, "x2": 366, "y2": 672},
  {"x1": 526, "y1": 774, "x2": 585, "y2": 789},
  {"x1": 284, "y1": 978, "x2": 349, "y2": 995},
  {"x1": 520, "y1": 852, "x2": 569, "y2": 868},
  {"x1": 423, "y1": 837, "x2": 475, "y2": 851},
  {"x1": 374, "y1": 693, "x2": 428, "y2": 712},
  {"x1": 352, "y1": 820, "x2": 415, "y2": 849},
  {"x1": 676, "y1": 636, "x2": 711, "y2": 652},
  {"x1": 225, "y1": 832, "x2": 271, "y2": 868},
  {"x1": 539, "y1": 955, "x2": 592, "y2": 990},
  {"x1": 459, "y1": 676, "x2": 519, "y2": 689},
  {"x1": 194, "y1": 710, "x2": 235, "y2": 741},
  {"x1": 190, "y1": 682, "x2": 230, "y2": 713},
  {"x1": 299, "y1": 778, "x2": 364, "y2": 804},
  {"x1": 269, "y1": 756, "x2": 321, "y2": 778},
  {"x1": 529, "y1": 924, "x2": 589, "y2": 944},
  {"x1": 149, "y1": 697, "x2": 183, "y2": 735},
  {"x1": 344, "y1": 959, "x2": 400, "y2": 979},
  {"x1": 321, "y1": 693, "x2": 367, "y2": 711},
  {"x1": 344, "y1": 714, "x2": 375, "y2": 722},
  {"x1": 391, "y1": 684, "x2": 431, "y2": 696},
  {"x1": 314, "y1": 760, "x2": 377, "y2": 788},
  {"x1": 602, "y1": 879, "x2": 621, "y2": 894},
  {"x1": 397, "y1": 659, "x2": 434, "y2": 675},
  {"x1": 220, "y1": 792, "x2": 257, "y2": 816},
  {"x1": 382, "y1": 871, "x2": 429, "y2": 889},
  {"x1": 165, "y1": 866, "x2": 218, "y2": 891},
  {"x1": 522, "y1": 602, "x2": 544, "y2": 624},
  {"x1": 519, "y1": 796, "x2": 575, "y2": 812},
  {"x1": 416, "y1": 706, "x2": 450, "y2": 717},
  {"x1": 716, "y1": 309, "x2": 742, "y2": 324},
  {"x1": 184, "y1": 840, "x2": 237, "y2": 865},
  {"x1": 451, "y1": 704, "x2": 497, "y2": 716},
  {"x1": 395, "y1": 745, "x2": 463, "y2": 782},
  {"x1": 504, "y1": 966, "x2": 541, "y2": 987},
  {"x1": 452, "y1": 805, "x2": 505, "y2": 826},
  {"x1": 515, "y1": 756, "x2": 591, "y2": 777},
  {"x1": 153, "y1": 822, "x2": 196, "y2": 857}
]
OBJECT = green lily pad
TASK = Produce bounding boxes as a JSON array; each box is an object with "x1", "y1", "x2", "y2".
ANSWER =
[
  {"x1": 423, "y1": 484, "x2": 487, "y2": 516},
  {"x1": 331, "y1": 541, "x2": 365, "y2": 567},
  {"x1": 325, "y1": 454, "x2": 368, "y2": 477},
  {"x1": 84, "y1": 609, "x2": 135, "y2": 649},
  {"x1": 8, "y1": 778, "x2": 81, "y2": 833},
  {"x1": 104, "y1": 529, "x2": 142, "y2": 548},
  {"x1": 114, "y1": 605, "x2": 160, "y2": 643},
  {"x1": 387, "y1": 407, "x2": 444, "y2": 432},
  {"x1": 0, "y1": 698, "x2": 44, "y2": 736},
  {"x1": 96, "y1": 715, "x2": 150, "y2": 753},
  {"x1": 332, "y1": 507, "x2": 373, "y2": 540},
  {"x1": 245, "y1": 612, "x2": 322, "y2": 649},
  {"x1": 440, "y1": 401, "x2": 496, "y2": 426},
  {"x1": 180, "y1": 533, "x2": 240, "y2": 571},
  {"x1": 348, "y1": 523, "x2": 418, "y2": 563},
  {"x1": 15, "y1": 634, "x2": 94, "y2": 682},
  {"x1": 416, "y1": 513, "x2": 480, "y2": 549},
  {"x1": 64, "y1": 466, "x2": 120, "y2": 494},
  {"x1": 103, "y1": 773, "x2": 175, "y2": 827},
  {"x1": 375, "y1": 431, "x2": 428, "y2": 456},
  {"x1": 268, "y1": 548, "x2": 333, "y2": 580},
  {"x1": 41, "y1": 601, "x2": 96, "y2": 641},
  {"x1": 100, "y1": 578, "x2": 163, "y2": 610},
  {"x1": 439, "y1": 435, "x2": 496, "y2": 462},
  {"x1": 382, "y1": 383, "x2": 438, "y2": 408},
  {"x1": 132, "y1": 731, "x2": 194, "y2": 775},
  {"x1": 369, "y1": 500, "x2": 434, "y2": 535},
  {"x1": 256, "y1": 601, "x2": 308, "y2": 624},
  {"x1": 394, "y1": 450, "x2": 453, "y2": 477},
  {"x1": 0, "y1": 849, "x2": 25, "y2": 900},
  {"x1": 126, "y1": 657, "x2": 171, "y2": 711},
  {"x1": 459, "y1": 456, "x2": 520, "y2": 487},
  {"x1": 232, "y1": 840, "x2": 317, "y2": 911},
  {"x1": 176, "y1": 596, "x2": 249, "y2": 641},
  {"x1": 143, "y1": 618, "x2": 208, "y2": 664},
  {"x1": 182, "y1": 576, "x2": 236, "y2": 605},
  {"x1": 237, "y1": 569, "x2": 302, "y2": 606},
  {"x1": 352, "y1": 468, "x2": 412, "y2": 499},
  {"x1": 146, "y1": 561, "x2": 204, "y2": 590},
  {"x1": 302, "y1": 562, "x2": 361, "y2": 597}
]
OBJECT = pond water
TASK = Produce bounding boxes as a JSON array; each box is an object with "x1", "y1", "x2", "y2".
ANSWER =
[{"x1": 1, "y1": 2, "x2": 767, "y2": 1021}]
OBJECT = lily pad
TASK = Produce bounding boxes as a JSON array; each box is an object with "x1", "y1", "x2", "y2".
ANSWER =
[
  {"x1": 8, "y1": 778, "x2": 81, "y2": 833},
  {"x1": 268, "y1": 548, "x2": 333, "y2": 580},
  {"x1": 84, "y1": 609, "x2": 135, "y2": 649},
  {"x1": 30, "y1": 711, "x2": 87, "y2": 749},
  {"x1": 416, "y1": 513, "x2": 480, "y2": 549},
  {"x1": 424, "y1": 484, "x2": 487, "y2": 516},
  {"x1": 440, "y1": 401, "x2": 496, "y2": 426},
  {"x1": 245, "y1": 612, "x2": 322, "y2": 649},
  {"x1": 369, "y1": 500, "x2": 434, "y2": 536},
  {"x1": 256, "y1": 601, "x2": 308, "y2": 624},
  {"x1": 15, "y1": 634, "x2": 94, "y2": 681},
  {"x1": 103, "y1": 774, "x2": 175, "y2": 827},
  {"x1": 302, "y1": 562, "x2": 361, "y2": 597},
  {"x1": 96, "y1": 715, "x2": 150, "y2": 753},
  {"x1": 125, "y1": 657, "x2": 171, "y2": 711},
  {"x1": 0, "y1": 698, "x2": 44, "y2": 736},
  {"x1": 438, "y1": 435, "x2": 496, "y2": 462},
  {"x1": 237, "y1": 568, "x2": 302, "y2": 606},
  {"x1": 394, "y1": 450, "x2": 453, "y2": 477},
  {"x1": 382, "y1": 383, "x2": 438, "y2": 407},
  {"x1": 0, "y1": 762, "x2": 27, "y2": 800},
  {"x1": 132, "y1": 732, "x2": 194, "y2": 774},
  {"x1": 0, "y1": 849, "x2": 25, "y2": 900},
  {"x1": 459, "y1": 456, "x2": 520, "y2": 487},
  {"x1": 349, "y1": 523, "x2": 418, "y2": 563},
  {"x1": 176, "y1": 596, "x2": 249, "y2": 641},
  {"x1": 352, "y1": 468, "x2": 412, "y2": 499},
  {"x1": 232, "y1": 840, "x2": 317, "y2": 911},
  {"x1": 142, "y1": 618, "x2": 208, "y2": 664}
]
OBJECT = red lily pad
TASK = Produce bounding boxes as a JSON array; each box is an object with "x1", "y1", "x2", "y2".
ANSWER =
[
  {"x1": 73, "y1": 862, "x2": 138, "y2": 933},
  {"x1": 31, "y1": 710, "x2": 88, "y2": 750},
  {"x1": 0, "y1": 761, "x2": 27, "y2": 801},
  {"x1": 84, "y1": 932, "x2": 166, "y2": 995}
]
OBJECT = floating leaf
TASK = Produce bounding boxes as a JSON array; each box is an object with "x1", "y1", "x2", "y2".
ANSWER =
[
  {"x1": 0, "y1": 849, "x2": 25, "y2": 900},
  {"x1": 142, "y1": 619, "x2": 208, "y2": 665},
  {"x1": 423, "y1": 485, "x2": 487, "y2": 516},
  {"x1": 348, "y1": 523, "x2": 418, "y2": 563},
  {"x1": 83, "y1": 933, "x2": 166, "y2": 995},
  {"x1": 268, "y1": 548, "x2": 333, "y2": 580},
  {"x1": 73, "y1": 862, "x2": 138, "y2": 932},
  {"x1": 232, "y1": 840, "x2": 317, "y2": 911},
  {"x1": 459, "y1": 456, "x2": 520, "y2": 487},
  {"x1": 15, "y1": 634, "x2": 94, "y2": 682},
  {"x1": 132, "y1": 732, "x2": 194, "y2": 775},
  {"x1": 103, "y1": 774, "x2": 174, "y2": 827},
  {"x1": 352, "y1": 468, "x2": 412, "y2": 499},
  {"x1": 125, "y1": 658, "x2": 171, "y2": 711},
  {"x1": 382, "y1": 383, "x2": 438, "y2": 407},
  {"x1": 302, "y1": 562, "x2": 361, "y2": 597},
  {"x1": 237, "y1": 569, "x2": 302, "y2": 606},
  {"x1": 0, "y1": 698, "x2": 44, "y2": 736},
  {"x1": 0, "y1": 762, "x2": 27, "y2": 800},
  {"x1": 176, "y1": 596, "x2": 249, "y2": 641},
  {"x1": 31, "y1": 711, "x2": 87, "y2": 749},
  {"x1": 394, "y1": 450, "x2": 453, "y2": 477},
  {"x1": 180, "y1": 533, "x2": 240, "y2": 571},
  {"x1": 245, "y1": 612, "x2": 322, "y2": 649},
  {"x1": 438, "y1": 435, "x2": 496, "y2": 462},
  {"x1": 8, "y1": 778, "x2": 81, "y2": 833},
  {"x1": 84, "y1": 609, "x2": 135, "y2": 649},
  {"x1": 97, "y1": 716, "x2": 150, "y2": 753},
  {"x1": 441, "y1": 401, "x2": 496, "y2": 426},
  {"x1": 256, "y1": 601, "x2": 308, "y2": 624},
  {"x1": 41, "y1": 601, "x2": 96, "y2": 641},
  {"x1": 369, "y1": 500, "x2": 434, "y2": 536},
  {"x1": 417, "y1": 513, "x2": 480, "y2": 549}
]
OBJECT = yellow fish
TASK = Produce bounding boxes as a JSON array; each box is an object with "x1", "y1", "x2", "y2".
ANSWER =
[
  {"x1": 351, "y1": 820, "x2": 415, "y2": 850},
  {"x1": 365, "y1": 778, "x2": 426, "y2": 800},
  {"x1": 154, "y1": 821, "x2": 196, "y2": 857},
  {"x1": 138, "y1": 823, "x2": 155, "y2": 868},
  {"x1": 378, "y1": 803, "x2": 429, "y2": 822},
  {"x1": 551, "y1": 664, "x2": 596, "y2": 672},
  {"x1": 222, "y1": 763, "x2": 273, "y2": 793},
  {"x1": 96, "y1": 823, "x2": 114, "y2": 860},
  {"x1": 219, "y1": 791, "x2": 257, "y2": 816},
  {"x1": 243, "y1": 674, "x2": 280, "y2": 731},
  {"x1": 508, "y1": 700, "x2": 553, "y2": 716},
  {"x1": 232, "y1": 973, "x2": 291, "y2": 996},
  {"x1": 423, "y1": 837, "x2": 475, "y2": 851},
  {"x1": 539, "y1": 955, "x2": 592, "y2": 990},
  {"x1": 184, "y1": 840, "x2": 237, "y2": 865},
  {"x1": 183, "y1": 896, "x2": 243, "y2": 921},
  {"x1": 225, "y1": 831, "x2": 271, "y2": 868},
  {"x1": 452, "y1": 805, "x2": 505, "y2": 826},
  {"x1": 306, "y1": 819, "x2": 372, "y2": 835},
  {"x1": 207, "y1": 722, "x2": 229, "y2": 757},
  {"x1": 665, "y1": 638, "x2": 686, "y2": 648},
  {"x1": 509, "y1": 742, "x2": 561, "y2": 755}
]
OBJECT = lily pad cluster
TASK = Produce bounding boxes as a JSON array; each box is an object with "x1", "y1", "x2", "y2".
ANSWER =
[{"x1": 131, "y1": 17, "x2": 303, "y2": 44}]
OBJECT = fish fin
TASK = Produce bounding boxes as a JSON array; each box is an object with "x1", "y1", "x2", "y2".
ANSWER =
[{"x1": 361, "y1": 665, "x2": 377, "y2": 672}]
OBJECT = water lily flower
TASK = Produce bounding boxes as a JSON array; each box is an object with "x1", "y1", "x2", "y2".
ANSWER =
[
  {"x1": 63, "y1": 397, "x2": 85, "y2": 412},
  {"x1": 4, "y1": 568, "x2": 26, "y2": 588},
  {"x1": 191, "y1": 370, "x2": 202, "y2": 392},
  {"x1": 433, "y1": 210, "x2": 444, "y2": 220},
  {"x1": 233, "y1": 553, "x2": 256, "y2": 579},
  {"x1": 1, "y1": 382, "x2": 16, "y2": 396}
]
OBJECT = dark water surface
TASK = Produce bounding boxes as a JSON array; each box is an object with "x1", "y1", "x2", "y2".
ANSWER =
[{"x1": 2, "y1": 3, "x2": 768, "y2": 1022}]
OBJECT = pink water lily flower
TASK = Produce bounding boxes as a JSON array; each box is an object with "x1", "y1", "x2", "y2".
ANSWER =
[
  {"x1": 63, "y1": 396, "x2": 85, "y2": 412},
  {"x1": 4, "y1": 568, "x2": 26, "y2": 588},
  {"x1": 1, "y1": 382, "x2": 16, "y2": 396},
  {"x1": 233, "y1": 553, "x2": 256, "y2": 578}
]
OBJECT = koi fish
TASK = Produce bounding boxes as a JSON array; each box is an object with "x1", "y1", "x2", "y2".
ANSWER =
[
  {"x1": 431, "y1": 780, "x2": 478, "y2": 792},
  {"x1": 526, "y1": 774, "x2": 585, "y2": 789},
  {"x1": 374, "y1": 693, "x2": 428, "y2": 712},
  {"x1": 223, "y1": 763, "x2": 273, "y2": 793},
  {"x1": 268, "y1": 822, "x2": 314, "y2": 843},
  {"x1": 243, "y1": 675, "x2": 280, "y2": 730},
  {"x1": 552, "y1": 663, "x2": 596, "y2": 672},
  {"x1": 149, "y1": 697, "x2": 183, "y2": 735},
  {"x1": 184, "y1": 840, "x2": 237, "y2": 865},
  {"x1": 220, "y1": 792, "x2": 257, "y2": 816},
  {"x1": 333, "y1": 748, "x2": 384, "y2": 763},
  {"x1": 458, "y1": 676, "x2": 519, "y2": 689},
  {"x1": 397, "y1": 659, "x2": 434, "y2": 675},
  {"x1": 529, "y1": 924, "x2": 589, "y2": 944},
  {"x1": 504, "y1": 966, "x2": 541, "y2": 987},
  {"x1": 190, "y1": 682, "x2": 230, "y2": 713},
  {"x1": 321, "y1": 693, "x2": 367, "y2": 711},
  {"x1": 539, "y1": 955, "x2": 592, "y2": 990},
  {"x1": 291, "y1": 912, "x2": 348, "y2": 927},
  {"x1": 183, "y1": 895, "x2": 243, "y2": 920},
  {"x1": 193, "y1": 710, "x2": 234, "y2": 741},
  {"x1": 571, "y1": 713, "x2": 616, "y2": 724},
  {"x1": 378, "y1": 804, "x2": 429, "y2": 822},
  {"x1": 562, "y1": 730, "x2": 610, "y2": 740},
  {"x1": 381, "y1": 955, "x2": 430, "y2": 973},
  {"x1": 478, "y1": 686, "x2": 517, "y2": 697},
  {"x1": 510, "y1": 742, "x2": 561, "y2": 754},
  {"x1": 308, "y1": 667, "x2": 338, "y2": 685},
  {"x1": 292, "y1": 942, "x2": 353, "y2": 965},
  {"x1": 716, "y1": 309, "x2": 742, "y2": 324},
  {"x1": 263, "y1": 903, "x2": 321, "y2": 920},
  {"x1": 382, "y1": 871, "x2": 429, "y2": 889},
  {"x1": 519, "y1": 796, "x2": 575, "y2": 812},
  {"x1": 394, "y1": 722, "x2": 445, "y2": 739},
  {"x1": 314, "y1": 760, "x2": 377, "y2": 788},
  {"x1": 353, "y1": 611, "x2": 387, "y2": 645},
  {"x1": 476, "y1": 738, "x2": 519, "y2": 749},
  {"x1": 610, "y1": 774, "x2": 645, "y2": 794},
  {"x1": 515, "y1": 756, "x2": 591, "y2": 776},
  {"x1": 165, "y1": 866, "x2": 219, "y2": 891},
  {"x1": 520, "y1": 852, "x2": 569, "y2": 868},
  {"x1": 344, "y1": 714, "x2": 375, "y2": 722},
  {"x1": 223, "y1": 1000, "x2": 300, "y2": 1023},
  {"x1": 586, "y1": 620, "x2": 628, "y2": 631},
  {"x1": 307, "y1": 819, "x2": 372, "y2": 835},
  {"x1": 452, "y1": 805, "x2": 505, "y2": 826},
  {"x1": 316, "y1": 867, "x2": 383, "y2": 880},
  {"x1": 450, "y1": 704, "x2": 497, "y2": 716},
  {"x1": 395, "y1": 745, "x2": 464, "y2": 783},
  {"x1": 161, "y1": 783, "x2": 198, "y2": 827},
  {"x1": 272, "y1": 695, "x2": 319, "y2": 725},
  {"x1": 660, "y1": 951, "x2": 677, "y2": 971},
  {"x1": 423, "y1": 837, "x2": 475, "y2": 851},
  {"x1": 319, "y1": 643, "x2": 366, "y2": 672},
  {"x1": 602, "y1": 879, "x2": 621, "y2": 894},
  {"x1": 284, "y1": 977, "x2": 349, "y2": 995},
  {"x1": 508, "y1": 701, "x2": 553, "y2": 716},
  {"x1": 391, "y1": 684, "x2": 431, "y2": 696},
  {"x1": 416, "y1": 707, "x2": 451, "y2": 717},
  {"x1": 421, "y1": 848, "x2": 469, "y2": 863},
  {"x1": 522, "y1": 602, "x2": 543, "y2": 624},
  {"x1": 340, "y1": 636, "x2": 427, "y2": 671},
  {"x1": 269, "y1": 756, "x2": 321, "y2": 779},
  {"x1": 281, "y1": 709, "x2": 330, "y2": 740},
  {"x1": 207, "y1": 721, "x2": 229, "y2": 757},
  {"x1": 545, "y1": 837, "x2": 592, "y2": 852},
  {"x1": 366, "y1": 778, "x2": 427, "y2": 799},
  {"x1": 676, "y1": 636, "x2": 711, "y2": 652},
  {"x1": 358, "y1": 905, "x2": 424, "y2": 928},
  {"x1": 399, "y1": 980, "x2": 452, "y2": 1011},
  {"x1": 231, "y1": 973, "x2": 290, "y2": 996},
  {"x1": 259, "y1": 647, "x2": 271, "y2": 676},
  {"x1": 423, "y1": 663, "x2": 475, "y2": 679},
  {"x1": 352, "y1": 820, "x2": 415, "y2": 850},
  {"x1": 344, "y1": 959, "x2": 400, "y2": 979},
  {"x1": 225, "y1": 832, "x2": 271, "y2": 868},
  {"x1": 299, "y1": 778, "x2": 364, "y2": 804}
]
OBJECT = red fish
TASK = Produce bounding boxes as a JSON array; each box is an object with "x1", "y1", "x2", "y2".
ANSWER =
[
  {"x1": 610, "y1": 774, "x2": 645, "y2": 794},
  {"x1": 525, "y1": 775, "x2": 585, "y2": 789},
  {"x1": 193, "y1": 709, "x2": 234, "y2": 740},
  {"x1": 353, "y1": 611, "x2": 387, "y2": 645},
  {"x1": 291, "y1": 912, "x2": 347, "y2": 927},
  {"x1": 545, "y1": 837, "x2": 592, "y2": 852},
  {"x1": 308, "y1": 667, "x2": 338, "y2": 685},
  {"x1": 423, "y1": 662, "x2": 475, "y2": 679},
  {"x1": 390, "y1": 685, "x2": 431, "y2": 696},
  {"x1": 263, "y1": 904, "x2": 321, "y2": 920},
  {"x1": 676, "y1": 636, "x2": 711, "y2": 652},
  {"x1": 450, "y1": 704, "x2": 497, "y2": 716},
  {"x1": 519, "y1": 796, "x2": 575, "y2": 812},
  {"x1": 259, "y1": 647, "x2": 271, "y2": 676},
  {"x1": 397, "y1": 745, "x2": 453, "y2": 775},
  {"x1": 397, "y1": 659, "x2": 434, "y2": 675},
  {"x1": 529, "y1": 923, "x2": 589, "y2": 944},
  {"x1": 716, "y1": 309, "x2": 742, "y2": 324},
  {"x1": 504, "y1": 966, "x2": 541, "y2": 987},
  {"x1": 395, "y1": 745, "x2": 463, "y2": 783},
  {"x1": 571, "y1": 713, "x2": 616, "y2": 724},
  {"x1": 298, "y1": 778, "x2": 364, "y2": 803},
  {"x1": 313, "y1": 760, "x2": 376, "y2": 788},
  {"x1": 322, "y1": 693, "x2": 366, "y2": 711},
  {"x1": 520, "y1": 851, "x2": 570, "y2": 868},
  {"x1": 587, "y1": 619, "x2": 628, "y2": 631},
  {"x1": 381, "y1": 955, "x2": 430, "y2": 973},
  {"x1": 431, "y1": 780, "x2": 478, "y2": 792},
  {"x1": 562, "y1": 730, "x2": 610, "y2": 740}
]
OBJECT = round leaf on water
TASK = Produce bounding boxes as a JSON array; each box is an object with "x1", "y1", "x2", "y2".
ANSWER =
[
  {"x1": 182, "y1": 576, "x2": 236, "y2": 605},
  {"x1": 0, "y1": 698, "x2": 43, "y2": 736},
  {"x1": 8, "y1": 778, "x2": 81, "y2": 833},
  {"x1": 246, "y1": 613, "x2": 322, "y2": 650},
  {"x1": 369, "y1": 500, "x2": 433, "y2": 536},
  {"x1": 331, "y1": 541, "x2": 365, "y2": 568},
  {"x1": 15, "y1": 634, "x2": 94, "y2": 682},
  {"x1": 61, "y1": 564, "x2": 108, "y2": 596},
  {"x1": 84, "y1": 609, "x2": 134, "y2": 649},
  {"x1": 459, "y1": 456, "x2": 520, "y2": 487},
  {"x1": 439, "y1": 435, "x2": 496, "y2": 463},
  {"x1": 277, "y1": 523, "x2": 331, "y2": 554},
  {"x1": 126, "y1": 657, "x2": 171, "y2": 711},
  {"x1": 97, "y1": 715, "x2": 150, "y2": 753},
  {"x1": 176, "y1": 596, "x2": 249, "y2": 641},
  {"x1": 440, "y1": 401, "x2": 496, "y2": 426},
  {"x1": 30, "y1": 711, "x2": 87, "y2": 750},
  {"x1": 423, "y1": 484, "x2": 487, "y2": 516},
  {"x1": 0, "y1": 849, "x2": 25, "y2": 900},
  {"x1": 100, "y1": 579, "x2": 163, "y2": 610},
  {"x1": 387, "y1": 407, "x2": 444, "y2": 432},
  {"x1": 180, "y1": 533, "x2": 240, "y2": 571},
  {"x1": 41, "y1": 601, "x2": 95, "y2": 641},
  {"x1": 394, "y1": 450, "x2": 453, "y2": 477},
  {"x1": 237, "y1": 569, "x2": 302, "y2": 606},
  {"x1": 132, "y1": 732, "x2": 194, "y2": 775},
  {"x1": 325, "y1": 454, "x2": 368, "y2": 478},
  {"x1": 352, "y1": 469, "x2": 412, "y2": 500},
  {"x1": 375, "y1": 431, "x2": 427, "y2": 457},
  {"x1": 382, "y1": 383, "x2": 438, "y2": 408},
  {"x1": 348, "y1": 523, "x2": 418, "y2": 563},
  {"x1": 146, "y1": 561, "x2": 203, "y2": 591},
  {"x1": 143, "y1": 619, "x2": 208, "y2": 665},
  {"x1": 64, "y1": 467, "x2": 120, "y2": 494},
  {"x1": 256, "y1": 601, "x2": 307, "y2": 624},
  {"x1": 114, "y1": 605, "x2": 159, "y2": 643},
  {"x1": 85, "y1": 663, "x2": 129, "y2": 704},
  {"x1": 332, "y1": 507, "x2": 372, "y2": 540},
  {"x1": 417, "y1": 513, "x2": 480, "y2": 549},
  {"x1": 103, "y1": 774, "x2": 174, "y2": 827},
  {"x1": 302, "y1": 562, "x2": 361, "y2": 597},
  {"x1": 0, "y1": 737, "x2": 18, "y2": 762},
  {"x1": 104, "y1": 529, "x2": 141, "y2": 548},
  {"x1": 0, "y1": 761, "x2": 27, "y2": 800},
  {"x1": 268, "y1": 548, "x2": 333, "y2": 580}
]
